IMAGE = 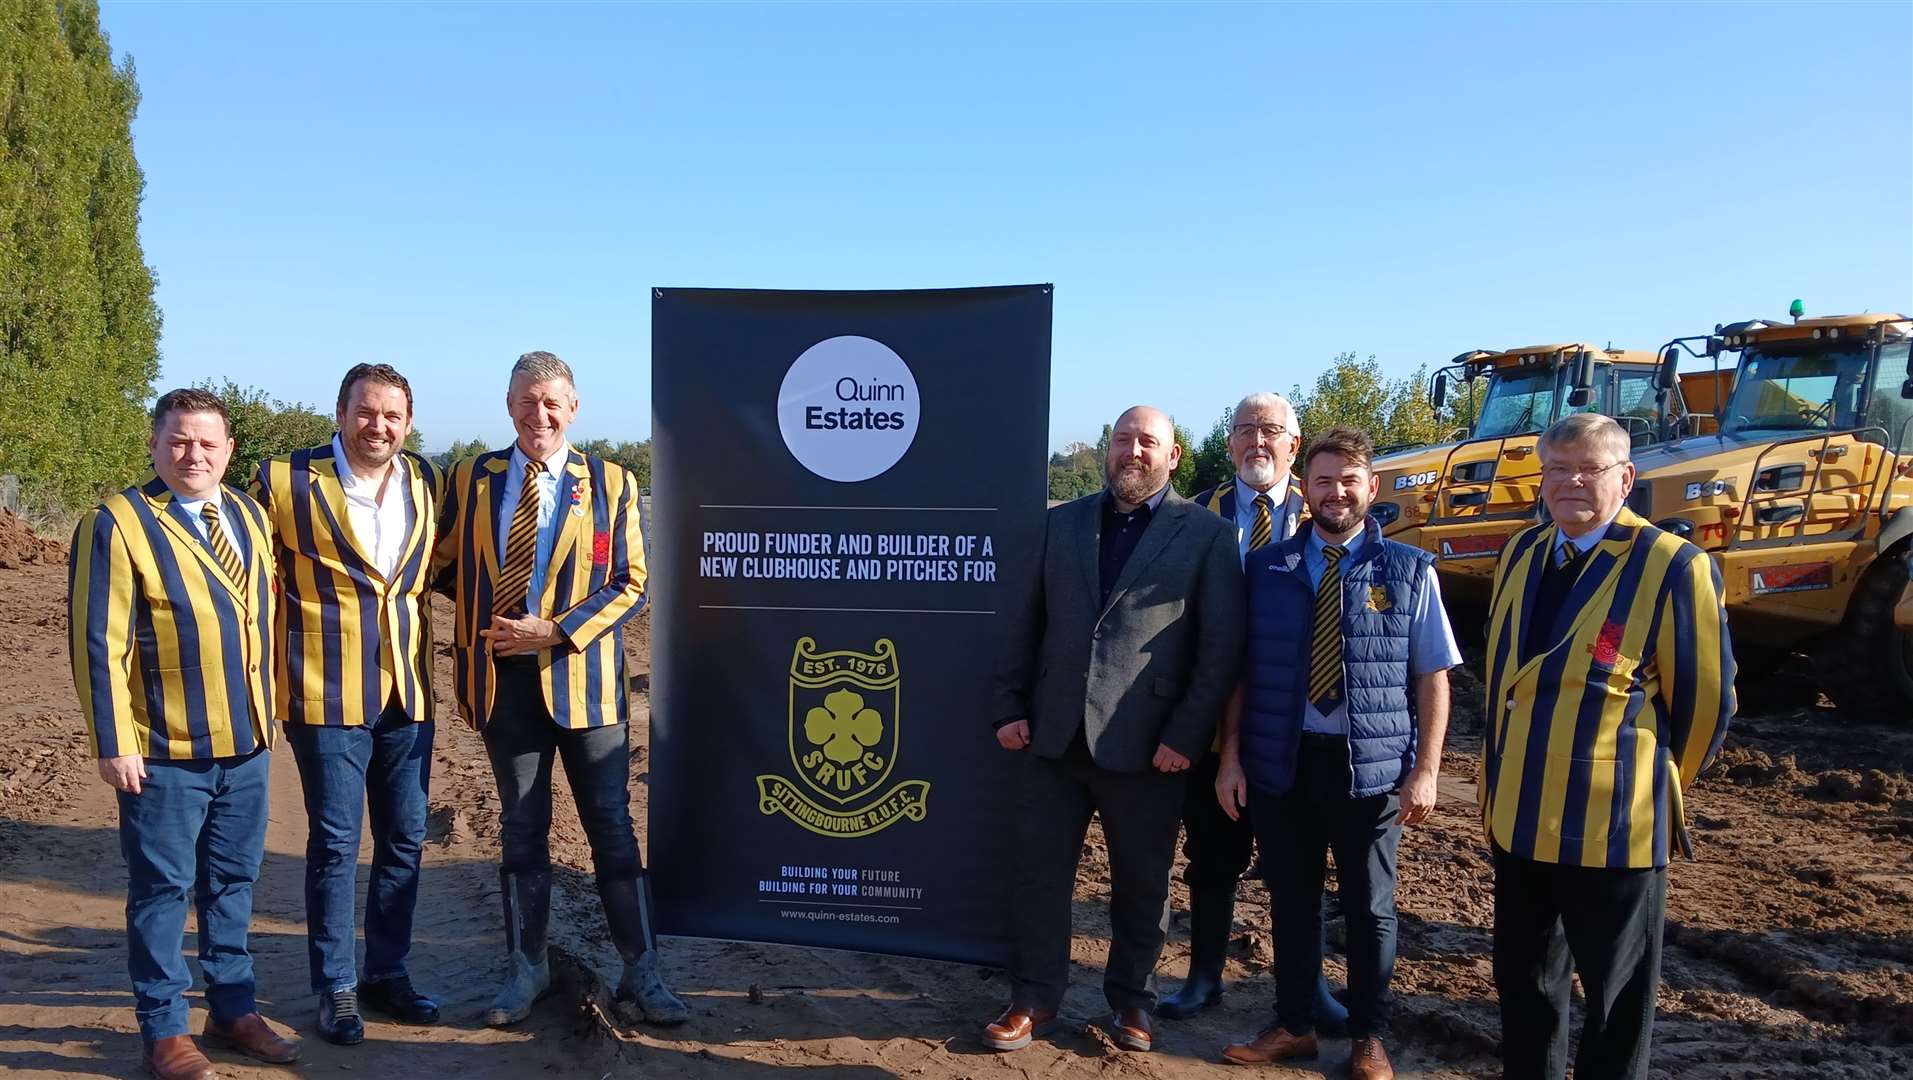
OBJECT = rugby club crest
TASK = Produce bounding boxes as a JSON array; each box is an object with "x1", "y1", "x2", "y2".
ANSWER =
[{"x1": 755, "y1": 637, "x2": 931, "y2": 838}]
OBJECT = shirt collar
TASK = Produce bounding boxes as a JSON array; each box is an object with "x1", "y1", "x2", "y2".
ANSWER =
[
  {"x1": 1308, "y1": 522, "x2": 1368, "y2": 560},
  {"x1": 1236, "y1": 476, "x2": 1280, "y2": 503},
  {"x1": 509, "y1": 440, "x2": 571, "y2": 477},
  {"x1": 1557, "y1": 509, "x2": 1620, "y2": 555},
  {"x1": 332, "y1": 434, "x2": 407, "y2": 490}
]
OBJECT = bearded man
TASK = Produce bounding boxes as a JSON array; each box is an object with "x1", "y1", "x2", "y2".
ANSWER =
[{"x1": 982, "y1": 405, "x2": 1246, "y2": 1055}]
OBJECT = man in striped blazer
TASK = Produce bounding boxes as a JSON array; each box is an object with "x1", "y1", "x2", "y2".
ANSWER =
[
  {"x1": 1481, "y1": 413, "x2": 1735, "y2": 1080},
  {"x1": 1164, "y1": 391, "x2": 1346, "y2": 1035},
  {"x1": 69, "y1": 388, "x2": 301, "y2": 1080},
  {"x1": 433, "y1": 350, "x2": 685, "y2": 1027},
  {"x1": 250, "y1": 364, "x2": 445, "y2": 1044}
]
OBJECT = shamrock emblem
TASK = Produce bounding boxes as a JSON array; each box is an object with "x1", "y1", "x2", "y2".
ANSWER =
[{"x1": 805, "y1": 687, "x2": 883, "y2": 765}]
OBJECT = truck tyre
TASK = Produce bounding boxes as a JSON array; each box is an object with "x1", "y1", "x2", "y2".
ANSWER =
[{"x1": 1814, "y1": 548, "x2": 1913, "y2": 723}]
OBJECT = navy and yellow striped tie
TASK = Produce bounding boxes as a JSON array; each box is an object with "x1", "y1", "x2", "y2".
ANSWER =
[
  {"x1": 494, "y1": 460, "x2": 546, "y2": 617},
  {"x1": 1248, "y1": 493, "x2": 1274, "y2": 551},
  {"x1": 1555, "y1": 539, "x2": 1577, "y2": 571},
  {"x1": 200, "y1": 504, "x2": 245, "y2": 589},
  {"x1": 1307, "y1": 544, "x2": 1348, "y2": 711}
]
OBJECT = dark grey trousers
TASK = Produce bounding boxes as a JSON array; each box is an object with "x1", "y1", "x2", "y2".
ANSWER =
[
  {"x1": 1008, "y1": 740, "x2": 1189, "y2": 1013},
  {"x1": 1492, "y1": 846, "x2": 1667, "y2": 1080}
]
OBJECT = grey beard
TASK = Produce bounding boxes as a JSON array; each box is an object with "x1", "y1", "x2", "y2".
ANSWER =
[{"x1": 1236, "y1": 458, "x2": 1278, "y2": 490}]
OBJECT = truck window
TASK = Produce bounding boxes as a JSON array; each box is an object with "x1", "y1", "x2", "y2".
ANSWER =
[{"x1": 1863, "y1": 342, "x2": 1913, "y2": 452}]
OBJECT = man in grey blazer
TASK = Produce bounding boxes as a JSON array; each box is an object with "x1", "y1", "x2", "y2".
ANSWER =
[{"x1": 982, "y1": 405, "x2": 1246, "y2": 1055}]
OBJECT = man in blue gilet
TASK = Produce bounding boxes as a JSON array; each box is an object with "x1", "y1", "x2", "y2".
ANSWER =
[{"x1": 1214, "y1": 426, "x2": 1461, "y2": 1080}]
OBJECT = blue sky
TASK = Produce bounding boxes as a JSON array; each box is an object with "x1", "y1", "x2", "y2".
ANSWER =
[{"x1": 101, "y1": 1, "x2": 1911, "y2": 452}]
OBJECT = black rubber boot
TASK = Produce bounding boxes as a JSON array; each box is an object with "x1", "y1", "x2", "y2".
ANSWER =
[
  {"x1": 1157, "y1": 888, "x2": 1233, "y2": 1019},
  {"x1": 483, "y1": 869, "x2": 553, "y2": 1027},
  {"x1": 599, "y1": 875, "x2": 689, "y2": 1025}
]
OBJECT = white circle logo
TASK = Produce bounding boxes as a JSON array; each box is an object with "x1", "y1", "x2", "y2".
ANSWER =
[{"x1": 777, "y1": 335, "x2": 920, "y2": 483}]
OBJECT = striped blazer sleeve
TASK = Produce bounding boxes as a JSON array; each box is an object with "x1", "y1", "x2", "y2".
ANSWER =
[
  {"x1": 553, "y1": 465, "x2": 646, "y2": 651},
  {"x1": 1654, "y1": 545, "x2": 1736, "y2": 787},
  {"x1": 69, "y1": 508, "x2": 141, "y2": 758}
]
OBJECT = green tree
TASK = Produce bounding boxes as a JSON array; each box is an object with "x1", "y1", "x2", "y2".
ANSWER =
[
  {"x1": 202, "y1": 380, "x2": 333, "y2": 487},
  {"x1": 609, "y1": 440, "x2": 651, "y2": 487},
  {"x1": 1292, "y1": 352, "x2": 1454, "y2": 454},
  {"x1": 0, "y1": 0, "x2": 161, "y2": 508},
  {"x1": 1046, "y1": 441, "x2": 1100, "y2": 501},
  {"x1": 1169, "y1": 420, "x2": 1198, "y2": 496},
  {"x1": 436, "y1": 438, "x2": 491, "y2": 467},
  {"x1": 1189, "y1": 407, "x2": 1235, "y2": 495}
]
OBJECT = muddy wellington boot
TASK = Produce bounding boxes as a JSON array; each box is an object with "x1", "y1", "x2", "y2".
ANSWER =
[
  {"x1": 599, "y1": 874, "x2": 689, "y2": 1025},
  {"x1": 1158, "y1": 887, "x2": 1234, "y2": 1019},
  {"x1": 484, "y1": 869, "x2": 554, "y2": 1027}
]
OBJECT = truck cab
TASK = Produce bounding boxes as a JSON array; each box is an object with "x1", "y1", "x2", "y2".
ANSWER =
[
  {"x1": 1370, "y1": 343, "x2": 1678, "y2": 605},
  {"x1": 1625, "y1": 311, "x2": 1913, "y2": 719}
]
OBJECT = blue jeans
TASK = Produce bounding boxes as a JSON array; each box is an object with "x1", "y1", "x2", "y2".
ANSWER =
[
  {"x1": 483, "y1": 659, "x2": 640, "y2": 882},
  {"x1": 285, "y1": 701, "x2": 434, "y2": 993},
  {"x1": 117, "y1": 748, "x2": 270, "y2": 1044}
]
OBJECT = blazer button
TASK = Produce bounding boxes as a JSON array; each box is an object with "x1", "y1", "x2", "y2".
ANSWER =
[{"x1": 1505, "y1": 697, "x2": 1517, "y2": 712}]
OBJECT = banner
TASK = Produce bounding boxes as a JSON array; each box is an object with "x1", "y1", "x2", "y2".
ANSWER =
[{"x1": 650, "y1": 286, "x2": 1052, "y2": 966}]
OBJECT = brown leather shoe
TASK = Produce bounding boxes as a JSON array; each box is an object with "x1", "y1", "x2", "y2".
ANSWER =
[
  {"x1": 1109, "y1": 1007, "x2": 1152, "y2": 1052},
  {"x1": 202, "y1": 1013, "x2": 300, "y2": 1065},
  {"x1": 1350, "y1": 1036, "x2": 1395, "y2": 1080},
  {"x1": 981, "y1": 1004, "x2": 1057, "y2": 1051},
  {"x1": 142, "y1": 1035, "x2": 217, "y2": 1080},
  {"x1": 1221, "y1": 1024, "x2": 1319, "y2": 1065}
]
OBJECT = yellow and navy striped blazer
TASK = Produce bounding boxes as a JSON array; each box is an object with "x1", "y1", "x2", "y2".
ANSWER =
[
  {"x1": 250, "y1": 445, "x2": 444, "y2": 727},
  {"x1": 68, "y1": 476, "x2": 275, "y2": 760},
  {"x1": 432, "y1": 447, "x2": 647, "y2": 730},
  {"x1": 1480, "y1": 508, "x2": 1735, "y2": 869}
]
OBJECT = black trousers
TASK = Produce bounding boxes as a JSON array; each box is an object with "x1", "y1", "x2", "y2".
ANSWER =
[
  {"x1": 483, "y1": 659, "x2": 642, "y2": 882},
  {"x1": 1492, "y1": 846, "x2": 1666, "y2": 1080},
  {"x1": 1248, "y1": 736, "x2": 1402, "y2": 1038},
  {"x1": 1009, "y1": 742, "x2": 1188, "y2": 1013},
  {"x1": 1180, "y1": 751, "x2": 1255, "y2": 893}
]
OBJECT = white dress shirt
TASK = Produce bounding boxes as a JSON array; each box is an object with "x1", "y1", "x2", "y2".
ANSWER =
[{"x1": 332, "y1": 434, "x2": 414, "y2": 579}]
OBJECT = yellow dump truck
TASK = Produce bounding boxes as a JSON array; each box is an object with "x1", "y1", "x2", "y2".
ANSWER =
[
  {"x1": 1370, "y1": 343, "x2": 1679, "y2": 605},
  {"x1": 1624, "y1": 310, "x2": 1913, "y2": 719}
]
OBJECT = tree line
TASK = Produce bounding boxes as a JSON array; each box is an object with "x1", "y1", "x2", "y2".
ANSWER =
[{"x1": 1047, "y1": 351, "x2": 1481, "y2": 501}]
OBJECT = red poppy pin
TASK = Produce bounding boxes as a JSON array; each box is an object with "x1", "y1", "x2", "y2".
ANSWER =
[
  {"x1": 1589, "y1": 619, "x2": 1625, "y2": 666},
  {"x1": 592, "y1": 530, "x2": 612, "y2": 566}
]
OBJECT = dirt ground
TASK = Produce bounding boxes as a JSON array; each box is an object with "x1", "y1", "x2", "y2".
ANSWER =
[{"x1": 2, "y1": 512, "x2": 1911, "y2": 1078}]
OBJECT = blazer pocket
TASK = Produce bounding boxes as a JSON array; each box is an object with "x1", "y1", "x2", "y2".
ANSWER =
[{"x1": 1152, "y1": 676, "x2": 1185, "y2": 700}]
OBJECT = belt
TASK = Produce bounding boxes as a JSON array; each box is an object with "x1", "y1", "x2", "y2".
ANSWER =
[{"x1": 1299, "y1": 731, "x2": 1347, "y2": 748}]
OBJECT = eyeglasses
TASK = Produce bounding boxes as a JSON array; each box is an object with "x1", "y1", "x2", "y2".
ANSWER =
[
  {"x1": 1230, "y1": 424, "x2": 1295, "y2": 443},
  {"x1": 1540, "y1": 461, "x2": 1626, "y2": 484}
]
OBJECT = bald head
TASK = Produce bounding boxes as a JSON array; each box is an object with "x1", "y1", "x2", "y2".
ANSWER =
[{"x1": 1105, "y1": 404, "x2": 1182, "y2": 508}]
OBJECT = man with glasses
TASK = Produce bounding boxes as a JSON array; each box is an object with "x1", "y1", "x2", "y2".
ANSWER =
[
  {"x1": 1480, "y1": 413, "x2": 1735, "y2": 1080},
  {"x1": 1163, "y1": 392, "x2": 1344, "y2": 1034}
]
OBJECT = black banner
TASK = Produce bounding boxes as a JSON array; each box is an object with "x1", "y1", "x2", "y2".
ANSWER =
[{"x1": 650, "y1": 286, "x2": 1052, "y2": 966}]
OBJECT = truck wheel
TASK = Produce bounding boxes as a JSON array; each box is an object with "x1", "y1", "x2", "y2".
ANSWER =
[{"x1": 1814, "y1": 549, "x2": 1913, "y2": 723}]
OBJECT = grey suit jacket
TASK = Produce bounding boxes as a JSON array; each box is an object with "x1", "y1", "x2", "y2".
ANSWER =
[{"x1": 993, "y1": 488, "x2": 1246, "y2": 772}]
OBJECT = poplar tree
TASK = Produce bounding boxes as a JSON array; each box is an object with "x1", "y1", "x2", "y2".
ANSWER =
[{"x1": 0, "y1": 0, "x2": 160, "y2": 510}]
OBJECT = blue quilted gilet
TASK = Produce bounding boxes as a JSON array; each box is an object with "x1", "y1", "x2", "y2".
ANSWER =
[{"x1": 1239, "y1": 518, "x2": 1432, "y2": 798}]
